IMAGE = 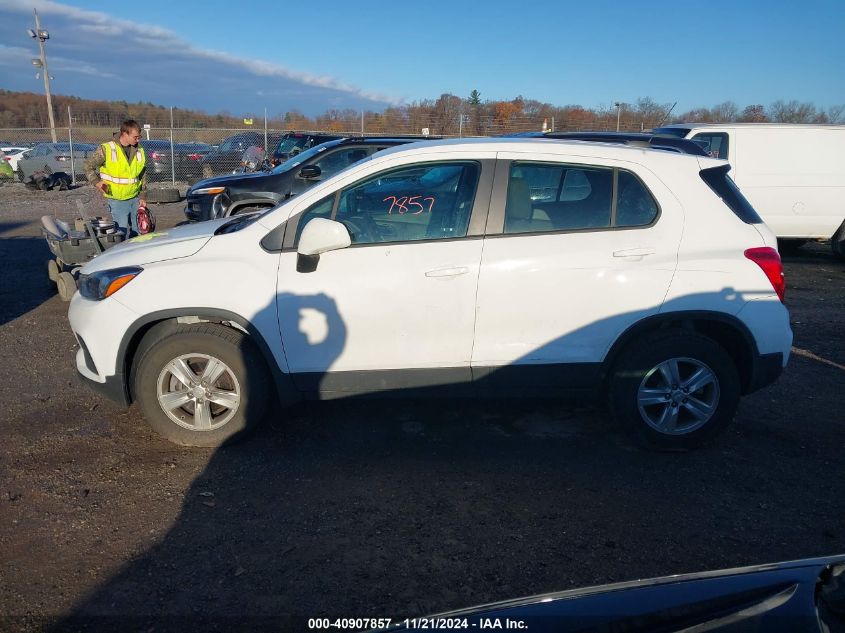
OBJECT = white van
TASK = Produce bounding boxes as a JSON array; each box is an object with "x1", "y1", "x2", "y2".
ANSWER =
[{"x1": 653, "y1": 124, "x2": 845, "y2": 259}]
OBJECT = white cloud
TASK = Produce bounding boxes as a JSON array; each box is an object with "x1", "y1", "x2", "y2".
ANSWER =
[{"x1": 0, "y1": 0, "x2": 400, "y2": 105}]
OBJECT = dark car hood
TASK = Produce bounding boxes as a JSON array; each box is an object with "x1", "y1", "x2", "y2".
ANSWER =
[
  {"x1": 188, "y1": 171, "x2": 278, "y2": 194},
  {"x1": 381, "y1": 555, "x2": 845, "y2": 632}
]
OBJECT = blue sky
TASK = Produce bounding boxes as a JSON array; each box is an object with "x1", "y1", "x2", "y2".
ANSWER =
[{"x1": 1, "y1": 0, "x2": 843, "y2": 116}]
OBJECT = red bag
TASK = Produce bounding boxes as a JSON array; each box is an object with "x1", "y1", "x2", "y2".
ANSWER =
[{"x1": 137, "y1": 204, "x2": 156, "y2": 234}]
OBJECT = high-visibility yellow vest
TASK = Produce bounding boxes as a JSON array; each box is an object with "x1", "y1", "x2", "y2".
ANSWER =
[{"x1": 99, "y1": 141, "x2": 146, "y2": 200}]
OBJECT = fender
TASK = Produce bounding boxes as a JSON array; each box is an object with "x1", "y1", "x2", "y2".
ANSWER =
[
  {"x1": 117, "y1": 307, "x2": 299, "y2": 406},
  {"x1": 601, "y1": 310, "x2": 763, "y2": 394}
]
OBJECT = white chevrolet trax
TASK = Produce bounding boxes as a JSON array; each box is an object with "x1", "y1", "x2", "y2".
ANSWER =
[{"x1": 68, "y1": 139, "x2": 792, "y2": 450}]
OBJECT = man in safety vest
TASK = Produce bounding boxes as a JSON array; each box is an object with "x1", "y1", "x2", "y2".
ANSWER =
[{"x1": 84, "y1": 119, "x2": 147, "y2": 236}]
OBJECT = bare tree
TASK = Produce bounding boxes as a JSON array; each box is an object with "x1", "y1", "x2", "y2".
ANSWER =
[
  {"x1": 738, "y1": 104, "x2": 768, "y2": 122},
  {"x1": 711, "y1": 101, "x2": 739, "y2": 122},
  {"x1": 827, "y1": 105, "x2": 845, "y2": 124},
  {"x1": 769, "y1": 100, "x2": 818, "y2": 123}
]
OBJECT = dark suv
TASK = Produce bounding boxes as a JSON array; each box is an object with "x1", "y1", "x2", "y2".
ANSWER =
[
  {"x1": 200, "y1": 132, "x2": 284, "y2": 178},
  {"x1": 185, "y1": 137, "x2": 424, "y2": 222},
  {"x1": 271, "y1": 132, "x2": 344, "y2": 165}
]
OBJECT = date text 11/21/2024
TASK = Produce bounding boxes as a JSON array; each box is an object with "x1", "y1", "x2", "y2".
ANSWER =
[{"x1": 307, "y1": 616, "x2": 529, "y2": 630}]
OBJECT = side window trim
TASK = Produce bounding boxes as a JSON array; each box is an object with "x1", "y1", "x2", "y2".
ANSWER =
[{"x1": 485, "y1": 158, "x2": 661, "y2": 237}]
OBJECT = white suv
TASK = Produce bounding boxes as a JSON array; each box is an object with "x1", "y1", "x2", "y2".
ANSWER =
[{"x1": 68, "y1": 138, "x2": 792, "y2": 450}]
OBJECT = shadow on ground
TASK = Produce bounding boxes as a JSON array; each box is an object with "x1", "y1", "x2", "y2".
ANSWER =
[{"x1": 0, "y1": 234, "x2": 55, "y2": 326}]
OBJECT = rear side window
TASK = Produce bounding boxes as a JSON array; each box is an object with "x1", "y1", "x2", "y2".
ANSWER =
[
  {"x1": 700, "y1": 165, "x2": 763, "y2": 224},
  {"x1": 504, "y1": 162, "x2": 657, "y2": 234},
  {"x1": 616, "y1": 171, "x2": 659, "y2": 227},
  {"x1": 692, "y1": 132, "x2": 729, "y2": 159}
]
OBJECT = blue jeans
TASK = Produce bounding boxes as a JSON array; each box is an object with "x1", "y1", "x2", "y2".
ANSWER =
[{"x1": 107, "y1": 197, "x2": 139, "y2": 237}]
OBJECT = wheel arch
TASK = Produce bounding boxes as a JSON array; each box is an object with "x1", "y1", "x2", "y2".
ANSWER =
[
  {"x1": 601, "y1": 310, "x2": 761, "y2": 396},
  {"x1": 119, "y1": 308, "x2": 297, "y2": 406}
]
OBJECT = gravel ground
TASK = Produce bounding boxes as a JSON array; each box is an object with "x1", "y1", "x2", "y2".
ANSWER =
[{"x1": 0, "y1": 181, "x2": 843, "y2": 631}]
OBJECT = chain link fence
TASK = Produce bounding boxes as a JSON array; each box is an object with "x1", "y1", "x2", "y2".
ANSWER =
[{"x1": 1, "y1": 109, "x2": 655, "y2": 186}]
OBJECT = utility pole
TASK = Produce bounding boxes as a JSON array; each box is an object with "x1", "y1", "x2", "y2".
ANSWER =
[
  {"x1": 614, "y1": 102, "x2": 622, "y2": 132},
  {"x1": 29, "y1": 9, "x2": 57, "y2": 143}
]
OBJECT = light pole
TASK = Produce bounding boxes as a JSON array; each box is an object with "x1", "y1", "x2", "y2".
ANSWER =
[
  {"x1": 614, "y1": 102, "x2": 622, "y2": 132},
  {"x1": 29, "y1": 9, "x2": 57, "y2": 143}
]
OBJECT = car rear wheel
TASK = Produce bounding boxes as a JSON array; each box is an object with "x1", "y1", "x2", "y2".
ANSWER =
[
  {"x1": 134, "y1": 323, "x2": 270, "y2": 447},
  {"x1": 608, "y1": 330, "x2": 740, "y2": 450}
]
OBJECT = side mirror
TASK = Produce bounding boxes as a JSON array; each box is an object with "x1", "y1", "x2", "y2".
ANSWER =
[
  {"x1": 298, "y1": 165, "x2": 321, "y2": 180},
  {"x1": 296, "y1": 218, "x2": 351, "y2": 272}
]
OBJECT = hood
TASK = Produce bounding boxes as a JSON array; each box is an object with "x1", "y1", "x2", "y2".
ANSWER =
[
  {"x1": 189, "y1": 171, "x2": 274, "y2": 193},
  {"x1": 81, "y1": 218, "x2": 230, "y2": 273}
]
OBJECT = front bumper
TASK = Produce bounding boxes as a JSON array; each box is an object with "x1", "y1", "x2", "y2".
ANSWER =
[{"x1": 75, "y1": 348, "x2": 129, "y2": 406}]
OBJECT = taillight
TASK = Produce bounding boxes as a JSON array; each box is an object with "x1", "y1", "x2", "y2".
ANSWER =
[
  {"x1": 745, "y1": 247, "x2": 785, "y2": 302},
  {"x1": 3, "y1": 156, "x2": 10, "y2": 161},
  {"x1": 188, "y1": 153, "x2": 201, "y2": 160}
]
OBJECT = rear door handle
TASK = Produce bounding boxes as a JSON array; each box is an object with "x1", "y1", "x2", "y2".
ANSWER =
[
  {"x1": 425, "y1": 266, "x2": 469, "y2": 278},
  {"x1": 612, "y1": 248, "x2": 656, "y2": 258}
]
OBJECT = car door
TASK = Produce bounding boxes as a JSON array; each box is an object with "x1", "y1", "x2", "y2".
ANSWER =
[
  {"x1": 472, "y1": 152, "x2": 683, "y2": 390},
  {"x1": 276, "y1": 156, "x2": 494, "y2": 395}
]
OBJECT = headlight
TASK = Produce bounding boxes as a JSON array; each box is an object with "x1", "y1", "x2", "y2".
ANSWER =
[
  {"x1": 78, "y1": 266, "x2": 142, "y2": 300},
  {"x1": 192, "y1": 186, "x2": 226, "y2": 195}
]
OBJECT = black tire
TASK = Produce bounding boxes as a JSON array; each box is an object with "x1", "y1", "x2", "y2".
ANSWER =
[
  {"x1": 146, "y1": 187, "x2": 181, "y2": 204},
  {"x1": 608, "y1": 330, "x2": 740, "y2": 450},
  {"x1": 16, "y1": 168, "x2": 24, "y2": 183},
  {"x1": 56, "y1": 271, "x2": 76, "y2": 301},
  {"x1": 134, "y1": 323, "x2": 271, "y2": 447},
  {"x1": 831, "y1": 221, "x2": 845, "y2": 262}
]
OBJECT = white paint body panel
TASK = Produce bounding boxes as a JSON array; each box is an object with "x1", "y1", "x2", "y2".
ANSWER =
[{"x1": 473, "y1": 152, "x2": 683, "y2": 366}]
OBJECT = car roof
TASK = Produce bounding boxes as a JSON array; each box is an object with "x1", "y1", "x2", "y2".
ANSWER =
[
  {"x1": 659, "y1": 122, "x2": 845, "y2": 131},
  {"x1": 536, "y1": 131, "x2": 709, "y2": 156},
  {"x1": 375, "y1": 136, "x2": 717, "y2": 165}
]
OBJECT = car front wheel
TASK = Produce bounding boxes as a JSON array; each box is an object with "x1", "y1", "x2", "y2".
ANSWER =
[
  {"x1": 608, "y1": 330, "x2": 740, "y2": 450},
  {"x1": 134, "y1": 323, "x2": 271, "y2": 447}
]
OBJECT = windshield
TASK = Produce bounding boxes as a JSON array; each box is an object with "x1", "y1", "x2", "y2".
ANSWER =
[
  {"x1": 275, "y1": 135, "x2": 310, "y2": 153},
  {"x1": 270, "y1": 143, "x2": 328, "y2": 174}
]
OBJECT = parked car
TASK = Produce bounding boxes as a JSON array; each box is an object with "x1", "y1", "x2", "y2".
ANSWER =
[
  {"x1": 178, "y1": 142, "x2": 214, "y2": 162},
  {"x1": 271, "y1": 132, "x2": 344, "y2": 164},
  {"x1": 200, "y1": 132, "x2": 284, "y2": 178},
  {"x1": 139, "y1": 139, "x2": 210, "y2": 182},
  {"x1": 653, "y1": 123, "x2": 845, "y2": 258},
  {"x1": 1, "y1": 146, "x2": 30, "y2": 171},
  {"x1": 16, "y1": 142, "x2": 97, "y2": 182},
  {"x1": 184, "y1": 137, "x2": 416, "y2": 222},
  {"x1": 384, "y1": 555, "x2": 845, "y2": 632},
  {"x1": 69, "y1": 138, "x2": 791, "y2": 449}
]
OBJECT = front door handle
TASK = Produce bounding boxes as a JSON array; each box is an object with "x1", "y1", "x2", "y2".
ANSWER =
[
  {"x1": 425, "y1": 266, "x2": 469, "y2": 278},
  {"x1": 612, "y1": 247, "x2": 656, "y2": 258}
]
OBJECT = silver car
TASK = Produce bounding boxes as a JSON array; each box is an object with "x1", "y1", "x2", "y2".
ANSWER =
[{"x1": 16, "y1": 142, "x2": 97, "y2": 182}]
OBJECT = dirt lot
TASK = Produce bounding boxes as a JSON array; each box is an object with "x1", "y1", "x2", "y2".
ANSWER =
[{"x1": 1, "y1": 182, "x2": 844, "y2": 631}]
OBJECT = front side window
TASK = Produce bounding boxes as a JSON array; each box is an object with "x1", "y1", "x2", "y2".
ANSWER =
[
  {"x1": 292, "y1": 162, "x2": 480, "y2": 247},
  {"x1": 335, "y1": 162, "x2": 479, "y2": 245},
  {"x1": 504, "y1": 162, "x2": 658, "y2": 234},
  {"x1": 294, "y1": 195, "x2": 334, "y2": 243},
  {"x1": 692, "y1": 132, "x2": 729, "y2": 159}
]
